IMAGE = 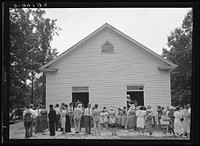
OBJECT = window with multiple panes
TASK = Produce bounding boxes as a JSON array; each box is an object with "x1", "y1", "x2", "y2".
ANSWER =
[{"x1": 101, "y1": 41, "x2": 114, "y2": 53}]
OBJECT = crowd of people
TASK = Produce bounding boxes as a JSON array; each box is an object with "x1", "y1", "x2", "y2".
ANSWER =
[{"x1": 22, "y1": 101, "x2": 191, "y2": 139}]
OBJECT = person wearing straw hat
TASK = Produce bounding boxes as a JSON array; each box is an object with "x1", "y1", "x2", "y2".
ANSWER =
[{"x1": 73, "y1": 103, "x2": 83, "y2": 134}]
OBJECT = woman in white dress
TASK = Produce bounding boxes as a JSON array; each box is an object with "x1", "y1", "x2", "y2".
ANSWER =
[
  {"x1": 136, "y1": 106, "x2": 146, "y2": 135},
  {"x1": 60, "y1": 104, "x2": 67, "y2": 134},
  {"x1": 173, "y1": 106, "x2": 184, "y2": 137}
]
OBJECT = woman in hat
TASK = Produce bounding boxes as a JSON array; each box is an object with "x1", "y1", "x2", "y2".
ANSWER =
[
  {"x1": 173, "y1": 106, "x2": 184, "y2": 137},
  {"x1": 108, "y1": 106, "x2": 117, "y2": 135},
  {"x1": 126, "y1": 105, "x2": 136, "y2": 131},
  {"x1": 136, "y1": 106, "x2": 146, "y2": 135}
]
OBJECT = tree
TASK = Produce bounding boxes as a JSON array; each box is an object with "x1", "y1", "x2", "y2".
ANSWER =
[
  {"x1": 9, "y1": 8, "x2": 60, "y2": 108},
  {"x1": 162, "y1": 10, "x2": 192, "y2": 106}
]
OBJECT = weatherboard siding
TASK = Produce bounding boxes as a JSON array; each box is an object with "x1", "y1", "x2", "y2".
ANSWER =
[{"x1": 46, "y1": 29, "x2": 171, "y2": 111}]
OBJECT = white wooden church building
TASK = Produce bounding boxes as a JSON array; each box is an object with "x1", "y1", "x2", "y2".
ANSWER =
[{"x1": 39, "y1": 23, "x2": 177, "y2": 112}]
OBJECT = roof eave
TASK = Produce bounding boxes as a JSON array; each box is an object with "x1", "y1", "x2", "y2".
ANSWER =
[
  {"x1": 39, "y1": 68, "x2": 58, "y2": 72},
  {"x1": 157, "y1": 65, "x2": 178, "y2": 71}
]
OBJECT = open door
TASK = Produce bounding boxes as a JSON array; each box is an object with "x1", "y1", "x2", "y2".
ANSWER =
[
  {"x1": 72, "y1": 92, "x2": 89, "y2": 108},
  {"x1": 127, "y1": 86, "x2": 144, "y2": 107},
  {"x1": 72, "y1": 87, "x2": 89, "y2": 108}
]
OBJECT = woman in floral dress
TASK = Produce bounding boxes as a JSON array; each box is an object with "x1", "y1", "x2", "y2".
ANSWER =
[
  {"x1": 168, "y1": 107, "x2": 175, "y2": 136},
  {"x1": 40, "y1": 105, "x2": 48, "y2": 134},
  {"x1": 145, "y1": 106, "x2": 153, "y2": 135}
]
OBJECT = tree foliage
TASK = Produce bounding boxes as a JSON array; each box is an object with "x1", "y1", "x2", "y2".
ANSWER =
[
  {"x1": 162, "y1": 10, "x2": 192, "y2": 106},
  {"x1": 10, "y1": 8, "x2": 61, "y2": 108}
]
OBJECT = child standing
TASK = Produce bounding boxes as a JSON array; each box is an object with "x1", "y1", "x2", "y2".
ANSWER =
[{"x1": 120, "y1": 111, "x2": 127, "y2": 129}]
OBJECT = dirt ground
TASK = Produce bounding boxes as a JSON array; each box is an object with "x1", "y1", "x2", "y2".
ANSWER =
[{"x1": 9, "y1": 120, "x2": 190, "y2": 140}]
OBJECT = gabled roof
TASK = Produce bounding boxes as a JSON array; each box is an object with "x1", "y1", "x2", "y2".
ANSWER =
[{"x1": 39, "y1": 23, "x2": 177, "y2": 72}]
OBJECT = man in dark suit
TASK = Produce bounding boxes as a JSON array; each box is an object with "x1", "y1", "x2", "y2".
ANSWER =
[{"x1": 48, "y1": 104, "x2": 56, "y2": 136}]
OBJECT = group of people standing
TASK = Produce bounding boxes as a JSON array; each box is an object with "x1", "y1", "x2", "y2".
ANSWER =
[
  {"x1": 155, "y1": 104, "x2": 191, "y2": 137},
  {"x1": 22, "y1": 102, "x2": 191, "y2": 138},
  {"x1": 23, "y1": 104, "x2": 48, "y2": 138}
]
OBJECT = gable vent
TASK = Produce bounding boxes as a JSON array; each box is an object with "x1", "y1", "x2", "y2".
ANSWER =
[{"x1": 101, "y1": 41, "x2": 114, "y2": 53}]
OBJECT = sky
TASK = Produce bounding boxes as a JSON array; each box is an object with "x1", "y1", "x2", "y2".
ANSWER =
[{"x1": 44, "y1": 8, "x2": 191, "y2": 55}]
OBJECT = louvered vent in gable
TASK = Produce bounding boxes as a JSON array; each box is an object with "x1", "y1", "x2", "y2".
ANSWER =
[{"x1": 101, "y1": 41, "x2": 114, "y2": 53}]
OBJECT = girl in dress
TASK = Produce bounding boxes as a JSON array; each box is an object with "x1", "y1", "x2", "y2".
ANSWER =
[{"x1": 173, "y1": 106, "x2": 184, "y2": 137}]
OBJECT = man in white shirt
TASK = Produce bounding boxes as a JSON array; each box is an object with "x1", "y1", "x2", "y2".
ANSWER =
[
  {"x1": 29, "y1": 104, "x2": 37, "y2": 136},
  {"x1": 83, "y1": 103, "x2": 92, "y2": 135},
  {"x1": 35, "y1": 104, "x2": 42, "y2": 134},
  {"x1": 73, "y1": 104, "x2": 83, "y2": 133},
  {"x1": 54, "y1": 104, "x2": 61, "y2": 131}
]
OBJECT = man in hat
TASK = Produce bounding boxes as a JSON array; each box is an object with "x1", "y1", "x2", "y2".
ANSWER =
[
  {"x1": 48, "y1": 104, "x2": 56, "y2": 136},
  {"x1": 73, "y1": 103, "x2": 83, "y2": 133}
]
